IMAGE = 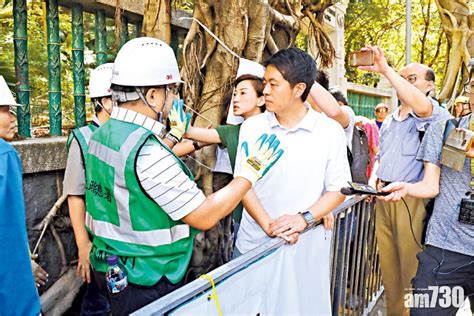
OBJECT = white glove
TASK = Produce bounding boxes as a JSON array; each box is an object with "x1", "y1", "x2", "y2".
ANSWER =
[{"x1": 236, "y1": 133, "x2": 284, "y2": 185}]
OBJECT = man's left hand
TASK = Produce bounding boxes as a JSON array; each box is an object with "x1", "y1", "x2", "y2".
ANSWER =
[
  {"x1": 277, "y1": 232, "x2": 300, "y2": 245},
  {"x1": 466, "y1": 146, "x2": 474, "y2": 158},
  {"x1": 323, "y1": 213, "x2": 334, "y2": 230},
  {"x1": 31, "y1": 258, "x2": 48, "y2": 287},
  {"x1": 270, "y1": 214, "x2": 307, "y2": 236},
  {"x1": 465, "y1": 133, "x2": 474, "y2": 158}
]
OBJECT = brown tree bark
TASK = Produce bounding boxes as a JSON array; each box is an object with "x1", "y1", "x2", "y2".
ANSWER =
[
  {"x1": 143, "y1": 0, "x2": 171, "y2": 43},
  {"x1": 434, "y1": 0, "x2": 473, "y2": 101}
]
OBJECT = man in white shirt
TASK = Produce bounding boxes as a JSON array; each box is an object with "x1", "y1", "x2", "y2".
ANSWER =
[{"x1": 235, "y1": 48, "x2": 351, "y2": 253}]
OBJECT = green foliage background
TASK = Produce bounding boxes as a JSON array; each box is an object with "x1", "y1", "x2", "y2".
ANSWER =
[
  {"x1": 0, "y1": 0, "x2": 470, "y2": 129},
  {"x1": 0, "y1": 1, "x2": 135, "y2": 127},
  {"x1": 344, "y1": 0, "x2": 448, "y2": 89}
]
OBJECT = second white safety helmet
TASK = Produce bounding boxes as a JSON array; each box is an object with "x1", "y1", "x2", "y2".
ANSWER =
[
  {"x1": 89, "y1": 63, "x2": 114, "y2": 98},
  {"x1": 455, "y1": 95, "x2": 470, "y2": 104},
  {"x1": 111, "y1": 37, "x2": 182, "y2": 87},
  {"x1": 0, "y1": 75, "x2": 22, "y2": 107}
]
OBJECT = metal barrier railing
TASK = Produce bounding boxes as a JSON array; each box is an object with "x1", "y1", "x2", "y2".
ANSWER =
[
  {"x1": 331, "y1": 197, "x2": 384, "y2": 316},
  {"x1": 132, "y1": 195, "x2": 384, "y2": 316}
]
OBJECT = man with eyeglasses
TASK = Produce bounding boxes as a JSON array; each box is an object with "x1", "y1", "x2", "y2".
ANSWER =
[
  {"x1": 359, "y1": 46, "x2": 452, "y2": 316},
  {"x1": 379, "y1": 58, "x2": 474, "y2": 316},
  {"x1": 374, "y1": 103, "x2": 388, "y2": 130}
]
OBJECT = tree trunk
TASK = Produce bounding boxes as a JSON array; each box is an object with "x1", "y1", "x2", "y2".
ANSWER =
[
  {"x1": 143, "y1": 0, "x2": 171, "y2": 43},
  {"x1": 434, "y1": 0, "x2": 473, "y2": 102},
  {"x1": 183, "y1": 0, "x2": 248, "y2": 278}
]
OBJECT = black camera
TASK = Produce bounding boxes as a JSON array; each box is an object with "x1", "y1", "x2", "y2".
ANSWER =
[{"x1": 459, "y1": 198, "x2": 474, "y2": 225}]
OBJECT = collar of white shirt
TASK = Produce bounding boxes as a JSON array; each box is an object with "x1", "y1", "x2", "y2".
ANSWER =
[
  {"x1": 92, "y1": 115, "x2": 101, "y2": 127},
  {"x1": 110, "y1": 107, "x2": 166, "y2": 139},
  {"x1": 265, "y1": 106, "x2": 318, "y2": 132}
]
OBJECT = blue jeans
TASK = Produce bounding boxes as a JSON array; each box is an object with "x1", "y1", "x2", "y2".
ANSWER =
[{"x1": 81, "y1": 273, "x2": 110, "y2": 316}]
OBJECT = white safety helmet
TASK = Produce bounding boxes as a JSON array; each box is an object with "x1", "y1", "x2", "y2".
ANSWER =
[
  {"x1": 111, "y1": 37, "x2": 182, "y2": 87},
  {"x1": 455, "y1": 95, "x2": 469, "y2": 105},
  {"x1": 89, "y1": 63, "x2": 113, "y2": 98},
  {"x1": 0, "y1": 75, "x2": 22, "y2": 107}
]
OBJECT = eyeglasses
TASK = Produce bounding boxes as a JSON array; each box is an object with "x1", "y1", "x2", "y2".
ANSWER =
[
  {"x1": 166, "y1": 84, "x2": 183, "y2": 97},
  {"x1": 375, "y1": 108, "x2": 388, "y2": 113}
]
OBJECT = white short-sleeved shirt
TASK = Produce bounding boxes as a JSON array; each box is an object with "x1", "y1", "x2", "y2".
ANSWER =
[
  {"x1": 63, "y1": 116, "x2": 101, "y2": 196},
  {"x1": 234, "y1": 107, "x2": 351, "y2": 253},
  {"x1": 111, "y1": 107, "x2": 206, "y2": 221}
]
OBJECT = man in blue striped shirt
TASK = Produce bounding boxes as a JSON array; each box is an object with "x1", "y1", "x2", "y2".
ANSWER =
[{"x1": 360, "y1": 46, "x2": 451, "y2": 316}]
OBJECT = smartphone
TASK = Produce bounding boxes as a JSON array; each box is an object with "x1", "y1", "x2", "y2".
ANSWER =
[
  {"x1": 346, "y1": 181, "x2": 389, "y2": 196},
  {"x1": 349, "y1": 50, "x2": 374, "y2": 67}
]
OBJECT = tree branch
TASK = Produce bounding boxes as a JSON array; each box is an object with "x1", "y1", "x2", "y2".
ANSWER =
[{"x1": 269, "y1": 6, "x2": 299, "y2": 32}]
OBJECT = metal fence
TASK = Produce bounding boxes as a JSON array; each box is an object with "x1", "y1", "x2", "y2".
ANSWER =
[
  {"x1": 331, "y1": 197, "x2": 384, "y2": 316},
  {"x1": 9, "y1": 1, "x2": 189, "y2": 138},
  {"x1": 132, "y1": 195, "x2": 383, "y2": 316}
]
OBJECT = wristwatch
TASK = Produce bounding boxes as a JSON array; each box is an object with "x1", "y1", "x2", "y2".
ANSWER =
[
  {"x1": 299, "y1": 210, "x2": 315, "y2": 226},
  {"x1": 192, "y1": 141, "x2": 201, "y2": 150}
]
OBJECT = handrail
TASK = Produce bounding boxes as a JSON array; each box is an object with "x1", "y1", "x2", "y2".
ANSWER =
[{"x1": 132, "y1": 195, "x2": 366, "y2": 316}]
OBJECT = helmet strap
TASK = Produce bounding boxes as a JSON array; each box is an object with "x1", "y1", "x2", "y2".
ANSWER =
[
  {"x1": 93, "y1": 99, "x2": 112, "y2": 115},
  {"x1": 135, "y1": 86, "x2": 166, "y2": 123}
]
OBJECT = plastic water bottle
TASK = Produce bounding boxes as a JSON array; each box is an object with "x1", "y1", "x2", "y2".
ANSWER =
[{"x1": 105, "y1": 255, "x2": 128, "y2": 294}]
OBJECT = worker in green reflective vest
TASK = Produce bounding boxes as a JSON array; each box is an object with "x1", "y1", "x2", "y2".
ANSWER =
[
  {"x1": 84, "y1": 37, "x2": 284, "y2": 315},
  {"x1": 64, "y1": 63, "x2": 114, "y2": 315}
]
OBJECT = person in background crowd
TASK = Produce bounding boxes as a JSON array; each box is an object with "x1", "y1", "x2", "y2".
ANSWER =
[
  {"x1": 453, "y1": 95, "x2": 470, "y2": 118},
  {"x1": 361, "y1": 45, "x2": 452, "y2": 316},
  {"x1": 63, "y1": 63, "x2": 114, "y2": 315},
  {"x1": 0, "y1": 75, "x2": 41, "y2": 315},
  {"x1": 356, "y1": 115, "x2": 379, "y2": 179},
  {"x1": 374, "y1": 103, "x2": 389, "y2": 130},
  {"x1": 183, "y1": 73, "x2": 265, "y2": 234}
]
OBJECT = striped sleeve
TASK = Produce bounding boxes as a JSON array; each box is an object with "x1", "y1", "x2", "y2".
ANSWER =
[{"x1": 136, "y1": 140, "x2": 206, "y2": 221}]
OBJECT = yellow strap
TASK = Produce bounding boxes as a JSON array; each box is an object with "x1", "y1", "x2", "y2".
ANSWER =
[{"x1": 200, "y1": 274, "x2": 223, "y2": 316}]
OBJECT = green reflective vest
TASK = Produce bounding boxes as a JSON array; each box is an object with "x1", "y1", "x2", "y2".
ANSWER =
[
  {"x1": 85, "y1": 118, "x2": 198, "y2": 286},
  {"x1": 67, "y1": 124, "x2": 98, "y2": 162}
]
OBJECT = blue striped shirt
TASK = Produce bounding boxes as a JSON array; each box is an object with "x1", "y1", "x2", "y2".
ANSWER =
[{"x1": 376, "y1": 99, "x2": 451, "y2": 183}]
